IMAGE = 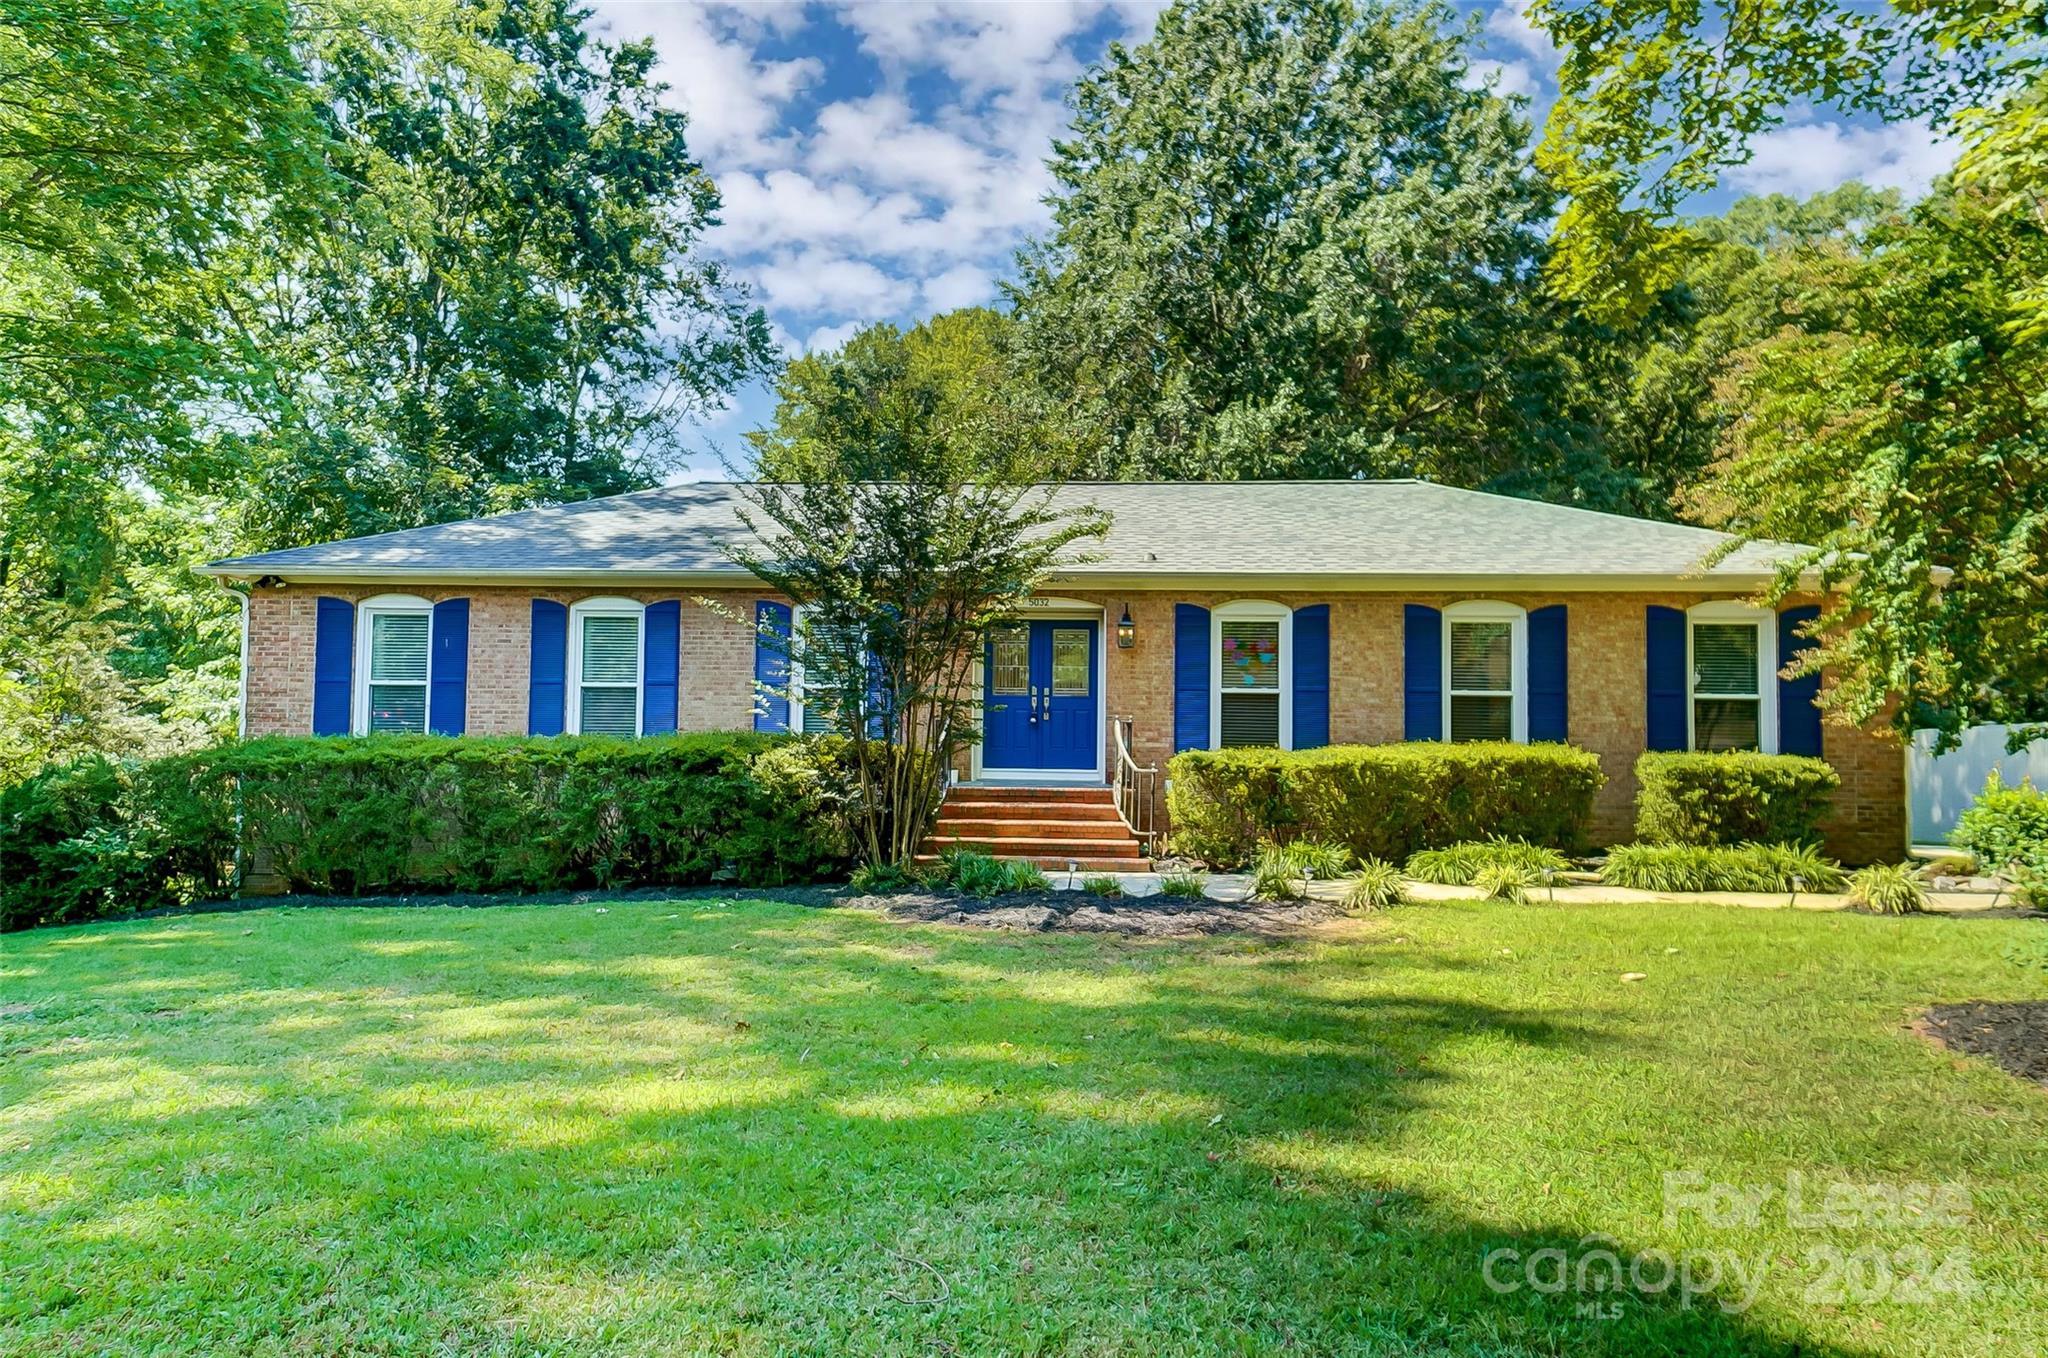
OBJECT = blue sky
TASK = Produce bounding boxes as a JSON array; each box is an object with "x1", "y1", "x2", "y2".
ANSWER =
[{"x1": 586, "y1": 1, "x2": 1955, "y2": 477}]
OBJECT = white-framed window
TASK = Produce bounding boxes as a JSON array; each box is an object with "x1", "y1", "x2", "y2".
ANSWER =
[
  {"x1": 1211, "y1": 600, "x2": 1292, "y2": 749},
  {"x1": 1687, "y1": 602, "x2": 1778, "y2": 753},
  {"x1": 568, "y1": 597, "x2": 643, "y2": 736},
  {"x1": 1443, "y1": 600, "x2": 1527, "y2": 743},
  {"x1": 353, "y1": 594, "x2": 434, "y2": 735},
  {"x1": 790, "y1": 604, "x2": 857, "y2": 735}
]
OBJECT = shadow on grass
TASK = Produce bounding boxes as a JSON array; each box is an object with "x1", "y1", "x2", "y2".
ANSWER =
[{"x1": 0, "y1": 900, "x2": 1877, "y2": 1356}]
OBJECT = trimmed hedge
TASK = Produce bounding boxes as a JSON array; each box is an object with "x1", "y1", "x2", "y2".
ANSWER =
[
  {"x1": 0, "y1": 733, "x2": 855, "y2": 931},
  {"x1": 1166, "y1": 741, "x2": 1604, "y2": 868},
  {"x1": 1633, "y1": 750, "x2": 1839, "y2": 847}
]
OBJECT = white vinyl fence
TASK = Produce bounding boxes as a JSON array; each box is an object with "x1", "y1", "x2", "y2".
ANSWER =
[{"x1": 1910, "y1": 724, "x2": 2048, "y2": 845}]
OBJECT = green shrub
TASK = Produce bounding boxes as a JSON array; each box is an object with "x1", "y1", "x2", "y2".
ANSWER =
[
  {"x1": 0, "y1": 757, "x2": 192, "y2": 932},
  {"x1": 849, "y1": 860, "x2": 916, "y2": 893},
  {"x1": 1633, "y1": 751, "x2": 1840, "y2": 847},
  {"x1": 1404, "y1": 838, "x2": 1568, "y2": 886},
  {"x1": 1, "y1": 734, "x2": 856, "y2": 930},
  {"x1": 1282, "y1": 840, "x2": 1351, "y2": 879},
  {"x1": 1167, "y1": 741, "x2": 1603, "y2": 868},
  {"x1": 1471, "y1": 862, "x2": 1535, "y2": 903},
  {"x1": 1601, "y1": 842, "x2": 1846, "y2": 894},
  {"x1": 1080, "y1": 873, "x2": 1124, "y2": 898},
  {"x1": 1248, "y1": 843, "x2": 1304, "y2": 900},
  {"x1": 939, "y1": 848, "x2": 1010, "y2": 897},
  {"x1": 1003, "y1": 861, "x2": 1052, "y2": 893},
  {"x1": 1951, "y1": 774, "x2": 2048, "y2": 879},
  {"x1": 1342, "y1": 858, "x2": 1406, "y2": 912},
  {"x1": 1846, "y1": 863, "x2": 1928, "y2": 915},
  {"x1": 1159, "y1": 869, "x2": 1208, "y2": 900}
]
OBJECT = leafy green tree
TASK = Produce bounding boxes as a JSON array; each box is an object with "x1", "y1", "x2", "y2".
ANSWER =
[
  {"x1": 231, "y1": 0, "x2": 775, "y2": 547},
  {"x1": 1530, "y1": 0, "x2": 2045, "y2": 324},
  {"x1": 748, "y1": 309, "x2": 1084, "y2": 482},
  {"x1": 1012, "y1": 0, "x2": 1642, "y2": 503},
  {"x1": 1691, "y1": 185, "x2": 2048, "y2": 747},
  {"x1": 737, "y1": 315, "x2": 1109, "y2": 866}
]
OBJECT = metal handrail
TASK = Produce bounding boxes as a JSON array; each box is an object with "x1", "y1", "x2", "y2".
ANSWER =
[{"x1": 1111, "y1": 715, "x2": 1160, "y2": 857}]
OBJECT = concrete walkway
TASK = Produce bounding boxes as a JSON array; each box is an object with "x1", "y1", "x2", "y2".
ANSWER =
[{"x1": 1041, "y1": 869, "x2": 2018, "y2": 914}]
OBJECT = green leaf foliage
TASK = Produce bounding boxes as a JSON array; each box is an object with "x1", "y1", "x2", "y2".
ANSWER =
[
  {"x1": 1012, "y1": 0, "x2": 1655, "y2": 507},
  {"x1": 1601, "y1": 842, "x2": 1846, "y2": 895},
  {"x1": 1845, "y1": 863, "x2": 1929, "y2": 915},
  {"x1": 1405, "y1": 839, "x2": 1568, "y2": 887},
  {"x1": 1633, "y1": 751, "x2": 1840, "y2": 848},
  {"x1": 1951, "y1": 774, "x2": 2048, "y2": 878},
  {"x1": 0, "y1": 734, "x2": 855, "y2": 931},
  {"x1": 1167, "y1": 741, "x2": 1603, "y2": 868},
  {"x1": 1341, "y1": 858, "x2": 1406, "y2": 912}
]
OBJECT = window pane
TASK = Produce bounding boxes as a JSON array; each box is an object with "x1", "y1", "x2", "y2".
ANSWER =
[
  {"x1": 990, "y1": 625, "x2": 1027, "y2": 695},
  {"x1": 1694, "y1": 698, "x2": 1760, "y2": 752},
  {"x1": 580, "y1": 685, "x2": 638, "y2": 736},
  {"x1": 1449, "y1": 620, "x2": 1512, "y2": 692},
  {"x1": 581, "y1": 614, "x2": 640, "y2": 684},
  {"x1": 1694, "y1": 622, "x2": 1759, "y2": 696},
  {"x1": 1220, "y1": 620, "x2": 1279, "y2": 691},
  {"x1": 369, "y1": 612, "x2": 429, "y2": 683},
  {"x1": 1051, "y1": 627, "x2": 1089, "y2": 695},
  {"x1": 367, "y1": 683, "x2": 426, "y2": 734},
  {"x1": 1450, "y1": 694, "x2": 1513, "y2": 742},
  {"x1": 1220, "y1": 691, "x2": 1280, "y2": 747}
]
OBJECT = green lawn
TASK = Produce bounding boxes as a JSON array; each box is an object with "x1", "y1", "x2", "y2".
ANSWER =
[{"x1": 3, "y1": 898, "x2": 2044, "y2": 1356}]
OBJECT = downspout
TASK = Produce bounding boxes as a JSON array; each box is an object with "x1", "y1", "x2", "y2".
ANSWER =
[{"x1": 219, "y1": 578, "x2": 253, "y2": 894}]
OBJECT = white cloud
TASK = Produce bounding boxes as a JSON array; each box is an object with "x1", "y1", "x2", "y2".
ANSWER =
[
  {"x1": 1729, "y1": 119, "x2": 1957, "y2": 198},
  {"x1": 752, "y1": 249, "x2": 917, "y2": 317},
  {"x1": 1466, "y1": 58, "x2": 1538, "y2": 100},
  {"x1": 811, "y1": 94, "x2": 999, "y2": 198},
  {"x1": 587, "y1": 2, "x2": 820, "y2": 169},
  {"x1": 803, "y1": 320, "x2": 866, "y2": 353},
  {"x1": 921, "y1": 263, "x2": 995, "y2": 312},
  {"x1": 1484, "y1": 1, "x2": 1556, "y2": 62}
]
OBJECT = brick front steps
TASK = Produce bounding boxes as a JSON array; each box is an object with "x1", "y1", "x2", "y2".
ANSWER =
[{"x1": 916, "y1": 784, "x2": 1150, "y2": 873}]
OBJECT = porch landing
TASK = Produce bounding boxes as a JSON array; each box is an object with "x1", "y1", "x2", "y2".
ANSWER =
[{"x1": 916, "y1": 784, "x2": 1150, "y2": 872}]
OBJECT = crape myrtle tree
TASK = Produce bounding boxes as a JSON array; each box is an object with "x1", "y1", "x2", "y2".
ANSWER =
[{"x1": 733, "y1": 316, "x2": 1109, "y2": 867}]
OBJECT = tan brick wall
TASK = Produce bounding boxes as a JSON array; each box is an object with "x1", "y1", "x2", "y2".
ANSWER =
[
  {"x1": 244, "y1": 584, "x2": 772, "y2": 739},
  {"x1": 242, "y1": 581, "x2": 1905, "y2": 863}
]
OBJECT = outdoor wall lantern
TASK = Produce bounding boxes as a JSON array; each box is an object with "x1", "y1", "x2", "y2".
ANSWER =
[{"x1": 1116, "y1": 605, "x2": 1136, "y2": 650}]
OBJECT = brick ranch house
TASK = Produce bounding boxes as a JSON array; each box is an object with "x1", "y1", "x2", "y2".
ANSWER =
[{"x1": 203, "y1": 480, "x2": 1905, "y2": 866}]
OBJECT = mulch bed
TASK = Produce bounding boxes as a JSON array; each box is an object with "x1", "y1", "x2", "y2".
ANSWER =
[
  {"x1": 846, "y1": 889, "x2": 1335, "y2": 938},
  {"x1": 1914, "y1": 1001, "x2": 2048, "y2": 1086}
]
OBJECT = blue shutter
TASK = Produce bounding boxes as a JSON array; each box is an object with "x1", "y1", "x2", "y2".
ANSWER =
[
  {"x1": 528, "y1": 599, "x2": 568, "y2": 736},
  {"x1": 1645, "y1": 605, "x2": 1687, "y2": 751},
  {"x1": 1403, "y1": 605, "x2": 1442, "y2": 741},
  {"x1": 754, "y1": 601, "x2": 792, "y2": 733},
  {"x1": 1173, "y1": 604, "x2": 1211, "y2": 752},
  {"x1": 312, "y1": 597, "x2": 355, "y2": 736},
  {"x1": 427, "y1": 598, "x2": 469, "y2": 735},
  {"x1": 1292, "y1": 604, "x2": 1330, "y2": 749},
  {"x1": 641, "y1": 600, "x2": 680, "y2": 735},
  {"x1": 1777, "y1": 605, "x2": 1823, "y2": 757},
  {"x1": 1527, "y1": 604, "x2": 1568, "y2": 743}
]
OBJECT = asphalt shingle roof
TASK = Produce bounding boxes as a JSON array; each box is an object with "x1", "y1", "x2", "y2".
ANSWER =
[{"x1": 202, "y1": 480, "x2": 1801, "y2": 584}]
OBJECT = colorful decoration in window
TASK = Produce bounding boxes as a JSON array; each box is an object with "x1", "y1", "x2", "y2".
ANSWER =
[{"x1": 1221, "y1": 621, "x2": 1279, "y2": 690}]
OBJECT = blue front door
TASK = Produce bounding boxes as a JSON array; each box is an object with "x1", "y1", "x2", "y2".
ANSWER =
[{"x1": 983, "y1": 620, "x2": 1097, "y2": 772}]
